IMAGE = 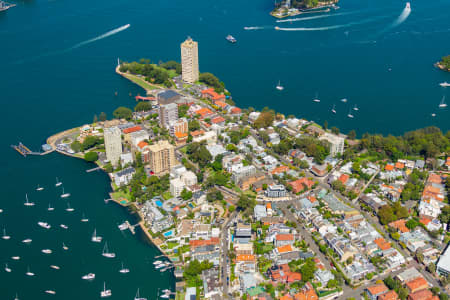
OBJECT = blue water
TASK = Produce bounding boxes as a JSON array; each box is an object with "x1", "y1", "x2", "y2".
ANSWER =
[{"x1": 1, "y1": 0, "x2": 450, "y2": 298}]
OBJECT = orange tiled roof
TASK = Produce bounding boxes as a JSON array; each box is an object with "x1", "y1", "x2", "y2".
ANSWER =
[
  {"x1": 385, "y1": 164, "x2": 394, "y2": 171},
  {"x1": 230, "y1": 107, "x2": 242, "y2": 114},
  {"x1": 123, "y1": 125, "x2": 142, "y2": 134},
  {"x1": 395, "y1": 162, "x2": 405, "y2": 169},
  {"x1": 190, "y1": 130, "x2": 205, "y2": 137},
  {"x1": 378, "y1": 290, "x2": 399, "y2": 300},
  {"x1": 271, "y1": 165, "x2": 289, "y2": 175},
  {"x1": 174, "y1": 132, "x2": 188, "y2": 139},
  {"x1": 236, "y1": 254, "x2": 256, "y2": 262},
  {"x1": 276, "y1": 234, "x2": 294, "y2": 241},
  {"x1": 427, "y1": 173, "x2": 443, "y2": 184},
  {"x1": 308, "y1": 196, "x2": 317, "y2": 203},
  {"x1": 419, "y1": 217, "x2": 431, "y2": 226},
  {"x1": 366, "y1": 284, "x2": 388, "y2": 296},
  {"x1": 339, "y1": 174, "x2": 349, "y2": 185},
  {"x1": 408, "y1": 289, "x2": 434, "y2": 300},
  {"x1": 280, "y1": 295, "x2": 293, "y2": 300},
  {"x1": 189, "y1": 237, "x2": 219, "y2": 248},
  {"x1": 137, "y1": 141, "x2": 149, "y2": 149},
  {"x1": 277, "y1": 244, "x2": 293, "y2": 253},
  {"x1": 215, "y1": 101, "x2": 228, "y2": 109},
  {"x1": 405, "y1": 277, "x2": 428, "y2": 292},
  {"x1": 389, "y1": 219, "x2": 410, "y2": 233},
  {"x1": 266, "y1": 202, "x2": 272, "y2": 209},
  {"x1": 195, "y1": 107, "x2": 213, "y2": 118},
  {"x1": 211, "y1": 116, "x2": 225, "y2": 124},
  {"x1": 289, "y1": 178, "x2": 315, "y2": 193},
  {"x1": 374, "y1": 238, "x2": 391, "y2": 251},
  {"x1": 201, "y1": 88, "x2": 226, "y2": 101}
]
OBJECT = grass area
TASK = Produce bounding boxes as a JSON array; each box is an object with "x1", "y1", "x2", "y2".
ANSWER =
[
  {"x1": 179, "y1": 146, "x2": 187, "y2": 154},
  {"x1": 175, "y1": 292, "x2": 185, "y2": 300},
  {"x1": 121, "y1": 73, "x2": 158, "y2": 91},
  {"x1": 167, "y1": 241, "x2": 179, "y2": 249},
  {"x1": 167, "y1": 69, "x2": 178, "y2": 78},
  {"x1": 112, "y1": 190, "x2": 132, "y2": 201},
  {"x1": 162, "y1": 191, "x2": 172, "y2": 200}
]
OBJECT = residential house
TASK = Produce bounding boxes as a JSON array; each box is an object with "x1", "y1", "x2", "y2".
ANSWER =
[
  {"x1": 113, "y1": 167, "x2": 135, "y2": 186},
  {"x1": 365, "y1": 284, "x2": 389, "y2": 300}
]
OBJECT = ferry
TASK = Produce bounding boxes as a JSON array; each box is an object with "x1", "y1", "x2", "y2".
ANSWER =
[
  {"x1": 38, "y1": 222, "x2": 51, "y2": 229},
  {"x1": 42, "y1": 249, "x2": 52, "y2": 254},
  {"x1": 440, "y1": 82, "x2": 450, "y2": 87},
  {"x1": 100, "y1": 282, "x2": 112, "y2": 298},
  {"x1": 82, "y1": 273, "x2": 95, "y2": 280},
  {"x1": 45, "y1": 290, "x2": 56, "y2": 295},
  {"x1": 50, "y1": 265, "x2": 60, "y2": 270},
  {"x1": 226, "y1": 35, "x2": 236, "y2": 43}
]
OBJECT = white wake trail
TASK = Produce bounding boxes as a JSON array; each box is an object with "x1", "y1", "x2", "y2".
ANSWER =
[
  {"x1": 390, "y1": 5, "x2": 411, "y2": 29},
  {"x1": 276, "y1": 11, "x2": 355, "y2": 23},
  {"x1": 70, "y1": 24, "x2": 130, "y2": 50}
]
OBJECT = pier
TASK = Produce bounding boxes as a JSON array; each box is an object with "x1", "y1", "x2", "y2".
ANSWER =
[{"x1": 86, "y1": 166, "x2": 102, "y2": 173}]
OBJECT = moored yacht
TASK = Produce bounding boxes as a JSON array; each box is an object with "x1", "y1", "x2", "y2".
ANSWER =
[
  {"x1": 119, "y1": 262, "x2": 130, "y2": 274},
  {"x1": 11, "y1": 256, "x2": 20, "y2": 260},
  {"x1": 100, "y1": 282, "x2": 112, "y2": 298},
  {"x1": 24, "y1": 194, "x2": 35, "y2": 207},
  {"x1": 48, "y1": 203, "x2": 54, "y2": 211},
  {"x1": 42, "y1": 249, "x2": 52, "y2": 254},
  {"x1": 5, "y1": 263, "x2": 11, "y2": 272},
  {"x1": 25, "y1": 266, "x2": 35, "y2": 276},
  {"x1": 102, "y1": 242, "x2": 116, "y2": 258},
  {"x1": 45, "y1": 290, "x2": 56, "y2": 295},
  {"x1": 50, "y1": 265, "x2": 60, "y2": 270},
  {"x1": 439, "y1": 81, "x2": 450, "y2": 87},
  {"x1": 134, "y1": 288, "x2": 147, "y2": 300},
  {"x1": 118, "y1": 222, "x2": 128, "y2": 231},
  {"x1": 331, "y1": 104, "x2": 336, "y2": 114},
  {"x1": 276, "y1": 80, "x2": 284, "y2": 91},
  {"x1": 347, "y1": 109, "x2": 354, "y2": 118},
  {"x1": 439, "y1": 96, "x2": 447, "y2": 108},
  {"x1": 22, "y1": 238, "x2": 32, "y2": 244},
  {"x1": 81, "y1": 213, "x2": 89, "y2": 222},
  {"x1": 91, "y1": 229, "x2": 102, "y2": 243},
  {"x1": 82, "y1": 273, "x2": 95, "y2": 280},
  {"x1": 55, "y1": 177, "x2": 62, "y2": 187},
  {"x1": 36, "y1": 185, "x2": 44, "y2": 191},
  {"x1": 65, "y1": 203, "x2": 74, "y2": 212},
  {"x1": 62, "y1": 242, "x2": 69, "y2": 250},
  {"x1": 60, "y1": 187, "x2": 71, "y2": 198},
  {"x1": 38, "y1": 222, "x2": 51, "y2": 229},
  {"x1": 60, "y1": 224, "x2": 68, "y2": 229},
  {"x1": 353, "y1": 104, "x2": 359, "y2": 111},
  {"x1": 226, "y1": 35, "x2": 237, "y2": 43},
  {"x1": 2, "y1": 228, "x2": 11, "y2": 240},
  {"x1": 341, "y1": 98, "x2": 348, "y2": 103}
]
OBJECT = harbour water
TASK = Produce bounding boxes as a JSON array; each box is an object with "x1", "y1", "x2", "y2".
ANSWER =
[{"x1": 0, "y1": 0, "x2": 450, "y2": 298}]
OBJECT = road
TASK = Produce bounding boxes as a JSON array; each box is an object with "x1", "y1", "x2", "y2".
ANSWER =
[{"x1": 220, "y1": 210, "x2": 238, "y2": 299}]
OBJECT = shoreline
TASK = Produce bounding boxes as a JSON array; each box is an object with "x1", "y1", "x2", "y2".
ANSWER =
[
  {"x1": 435, "y1": 62, "x2": 450, "y2": 72},
  {"x1": 45, "y1": 129, "x2": 174, "y2": 264}
]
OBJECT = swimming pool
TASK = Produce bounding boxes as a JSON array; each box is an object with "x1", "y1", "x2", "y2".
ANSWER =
[
  {"x1": 155, "y1": 200, "x2": 163, "y2": 207},
  {"x1": 163, "y1": 230, "x2": 173, "y2": 237}
]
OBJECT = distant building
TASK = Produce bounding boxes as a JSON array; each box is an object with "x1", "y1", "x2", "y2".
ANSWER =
[
  {"x1": 265, "y1": 184, "x2": 287, "y2": 198},
  {"x1": 319, "y1": 132, "x2": 345, "y2": 157},
  {"x1": 170, "y1": 178, "x2": 185, "y2": 197},
  {"x1": 113, "y1": 167, "x2": 135, "y2": 186},
  {"x1": 169, "y1": 118, "x2": 188, "y2": 136},
  {"x1": 437, "y1": 244, "x2": 450, "y2": 276},
  {"x1": 104, "y1": 127, "x2": 122, "y2": 166},
  {"x1": 181, "y1": 170, "x2": 198, "y2": 186},
  {"x1": 158, "y1": 90, "x2": 181, "y2": 105},
  {"x1": 159, "y1": 103, "x2": 178, "y2": 129},
  {"x1": 146, "y1": 140, "x2": 177, "y2": 176},
  {"x1": 181, "y1": 37, "x2": 199, "y2": 84}
]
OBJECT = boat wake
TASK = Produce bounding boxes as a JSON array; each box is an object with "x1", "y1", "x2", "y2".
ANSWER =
[
  {"x1": 276, "y1": 11, "x2": 356, "y2": 23},
  {"x1": 276, "y1": 15, "x2": 388, "y2": 32},
  {"x1": 243, "y1": 26, "x2": 265, "y2": 30},
  {"x1": 69, "y1": 24, "x2": 130, "y2": 50},
  {"x1": 378, "y1": 3, "x2": 411, "y2": 35}
]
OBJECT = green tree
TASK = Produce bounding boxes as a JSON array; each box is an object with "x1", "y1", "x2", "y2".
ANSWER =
[
  {"x1": 113, "y1": 106, "x2": 133, "y2": 120},
  {"x1": 254, "y1": 111, "x2": 275, "y2": 129},
  {"x1": 84, "y1": 151, "x2": 98, "y2": 162},
  {"x1": 237, "y1": 194, "x2": 256, "y2": 212},
  {"x1": 82, "y1": 136, "x2": 101, "y2": 151},
  {"x1": 199, "y1": 72, "x2": 224, "y2": 92},
  {"x1": 378, "y1": 205, "x2": 396, "y2": 225},
  {"x1": 181, "y1": 188, "x2": 193, "y2": 200},
  {"x1": 93, "y1": 114, "x2": 98, "y2": 123},
  {"x1": 348, "y1": 130, "x2": 356, "y2": 140},
  {"x1": 299, "y1": 258, "x2": 317, "y2": 282},
  {"x1": 134, "y1": 101, "x2": 152, "y2": 112},
  {"x1": 331, "y1": 126, "x2": 340, "y2": 135},
  {"x1": 71, "y1": 141, "x2": 82, "y2": 152},
  {"x1": 188, "y1": 120, "x2": 200, "y2": 131},
  {"x1": 99, "y1": 112, "x2": 107, "y2": 122}
]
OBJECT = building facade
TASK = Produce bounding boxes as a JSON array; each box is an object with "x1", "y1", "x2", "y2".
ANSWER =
[
  {"x1": 104, "y1": 126, "x2": 122, "y2": 166},
  {"x1": 169, "y1": 118, "x2": 188, "y2": 136},
  {"x1": 159, "y1": 103, "x2": 178, "y2": 129},
  {"x1": 319, "y1": 133, "x2": 345, "y2": 157},
  {"x1": 180, "y1": 37, "x2": 199, "y2": 83},
  {"x1": 147, "y1": 140, "x2": 177, "y2": 176}
]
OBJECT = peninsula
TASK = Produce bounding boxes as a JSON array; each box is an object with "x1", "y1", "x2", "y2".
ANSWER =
[
  {"x1": 436, "y1": 55, "x2": 450, "y2": 72},
  {"x1": 43, "y1": 37, "x2": 450, "y2": 300},
  {"x1": 270, "y1": 0, "x2": 339, "y2": 19}
]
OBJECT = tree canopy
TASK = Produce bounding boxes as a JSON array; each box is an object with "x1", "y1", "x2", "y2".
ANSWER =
[
  {"x1": 84, "y1": 151, "x2": 98, "y2": 162},
  {"x1": 199, "y1": 72, "x2": 224, "y2": 92},
  {"x1": 134, "y1": 101, "x2": 152, "y2": 112},
  {"x1": 113, "y1": 107, "x2": 133, "y2": 120}
]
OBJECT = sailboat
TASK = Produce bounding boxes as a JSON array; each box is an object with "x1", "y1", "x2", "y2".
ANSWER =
[
  {"x1": 81, "y1": 213, "x2": 89, "y2": 222},
  {"x1": 439, "y1": 96, "x2": 447, "y2": 108},
  {"x1": 82, "y1": 273, "x2": 95, "y2": 280},
  {"x1": 313, "y1": 93, "x2": 320, "y2": 103},
  {"x1": 36, "y1": 184, "x2": 44, "y2": 191},
  {"x1": 14, "y1": 293, "x2": 19, "y2": 300},
  {"x1": 24, "y1": 194, "x2": 35, "y2": 207},
  {"x1": 91, "y1": 229, "x2": 102, "y2": 243},
  {"x1": 55, "y1": 177, "x2": 62, "y2": 187},
  {"x1": 100, "y1": 282, "x2": 112, "y2": 298},
  {"x1": 119, "y1": 262, "x2": 130, "y2": 273},
  {"x1": 65, "y1": 203, "x2": 74, "y2": 212},
  {"x1": 48, "y1": 203, "x2": 54, "y2": 211},
  {"x1": 134, "y1": 288, "x2": 147, "y2": 300},
  {"x1": 276, "y1": 80, "x2": 284, "y2": 91},
  {"x1": 25, "y1": 266, "x2": 35, "y2": 276},
  {"x1": 353, "y1": 104, "x2": 359, "y2": 111},
  {"x1": 60, "y1": 187, "x2": 71, "y2": 198},
  {"x1": 5, "y1": 263, "x2": 11, "y2": 272},
  {"x1": 102, "y1": 242, "x2": 116, "y2": 258},
  {"x1": 331, "y1": 104, "x2": 336, "y2": 114},
  {"x1": 62, "y1": 242, "x2": 69, "y2": 250},
  {"x1": 347, "y1": 109, "x2": 354, "y2": 118},
  {"x1": 2, "y1": 228, "x2": 11, "y2": 240}
]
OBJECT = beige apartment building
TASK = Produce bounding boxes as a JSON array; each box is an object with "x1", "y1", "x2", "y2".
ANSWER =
[
  {"x1": 146, "y1": 140, "x2": 177, "y2": 176},
  {"x1": 181, "y1": 37, "x2": 199, "y2": 84}
]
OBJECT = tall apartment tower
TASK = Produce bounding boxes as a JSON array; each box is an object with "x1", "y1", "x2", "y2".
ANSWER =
[
  {"x1": 104, "y1": 127, "x2": 122, "y2": 167},
  {"x1": 159, "y1": 102, "x2": 178, "y2": 129},
  {"x1": 147, "y1": 140, "x2": 177, "y2": 176},
  {"x1": 181, "y1": 37, "x2": 199, "y2": 84}
]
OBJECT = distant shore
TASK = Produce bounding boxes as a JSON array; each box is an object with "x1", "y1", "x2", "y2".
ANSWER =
[{"x1": 435, "y1": 62, "x2": 450, "y2": 72}]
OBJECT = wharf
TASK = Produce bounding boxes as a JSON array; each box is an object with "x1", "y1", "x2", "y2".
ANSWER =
[{"x1": 11, "y1": 142, "x2": 55, "y2": 157}]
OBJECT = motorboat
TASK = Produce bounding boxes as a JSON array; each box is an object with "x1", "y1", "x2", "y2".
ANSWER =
[
  {"x1": 331, "y1": 104, "x2": 336, "y2": 114},
  {"x1": 22, "y1": 239, "x2": 32, "y2": 244},
  {"x1": 42, "y1": 249, "x2": 52, "y2": 254},
  {"x1": 341, "y1": 98, "x2": 348, "y2": 103},
  {"x1": 100, "y1": 282, "x2": 112, "y2": 298},
  {"x1": 153, "y1": 260, "x2": 163, "y2": 265},
  {"x1": 5, "y1": 263, "x2": 11, "y2": 272},
  {"x1": 24, "y1": 194, "x2": 35, "y2": 207},
  {"x1": 82, "y1": 273, "x2": 95, "y2": 280},
  {"x1": 2, "y1": 228, "x2": 11, "y2": 240},
  {"x1": 276, "y1": 80, "x2": 284, "y2": 91},
  {"x1": 50, "y1": 265, "x2": 60, "y2": 270},
  {"x1": 353, "y1": 104, "x2": 359, "y2": 111},
  {"x1": 134, "y1": 288, "x2": 147, "y2": 300},
  {"x1": 406, "y1": 2, "x2": 411, "y2": 9},
  {"x1": 102, "y1": 242, "x2": 116, "y2": 258},
  {"x1": 45, "y1": 290, "x2": 56, "y2": 295},
  {"x1": 60, "y1": 224, "x2": 68, "y2": 229},
  {"x1": 11, "y1": 256, "x2": 20, "y2": 260},
  {"x1": 36, "y1": 185, "x2": 44, "y2": 191},
  {"x1": 92, "y1": 229, "x2": 102, "y2": 243},
  {"x1": 38, "y1": 222, "x2": 51, "y2": 229},
  {"x1": 119, "y1": 262, "x2": 130, "y2": 274},
  {"x1": 118, "y1": 222, "x2": 128, "y2": 231},
  {"x1": 226, "y1": 35, "x2": 237, "y2": 43},
  {"x1": 431, "y1": 113, "x2": 436, "y2": 117},
  {"x1": 55, "y1": 177, "x2": 62, "y2": 187},
  {"x1": 62, "y1": 243, "x2": 69, "y2": 250},
  {"x1": 439, "y1": 81, "x2": 450, "y2": 87}
]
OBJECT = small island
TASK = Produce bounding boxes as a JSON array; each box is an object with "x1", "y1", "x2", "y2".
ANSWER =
[
  {"x1": 435, "y1": 55, "x2": 450, "y2": 72},
  {"x1": 271, "y1": 0, "x2": 339, "y2": 19}
]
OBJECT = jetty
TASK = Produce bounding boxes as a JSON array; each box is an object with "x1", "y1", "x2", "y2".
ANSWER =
[
  {"x1": 86, "y1": 166, "x2": 102, "y2": 173},
  {"x1": 11, "y1": 142, "x2": 55, "y2": 157}
]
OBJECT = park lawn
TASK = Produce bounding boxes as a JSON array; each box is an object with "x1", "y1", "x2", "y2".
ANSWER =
[
  {"x1": 179, "y1": 146, "x2": 188, "y2": 154},
  {"x1": 167, "y1": 241, "x2": 179, "y2": 249},
  {"x1": 122, "y1": 73, "x2": 158, "y2": 91},
  {"x1": 112, "y1": 190, "x2": 132, "y2": 201}
]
